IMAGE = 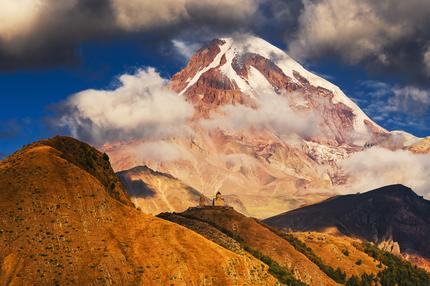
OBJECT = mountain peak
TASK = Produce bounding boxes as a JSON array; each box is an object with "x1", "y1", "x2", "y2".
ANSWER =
[
  {"x1": 365, "y1": 184, "x2": 419, "y2": 198},
  {"x1": 107, "y1": 36, "x2": 419, "y2": 219},
  {"x1": 171, "y1": 35, "x2": 387, "y2": 144}
]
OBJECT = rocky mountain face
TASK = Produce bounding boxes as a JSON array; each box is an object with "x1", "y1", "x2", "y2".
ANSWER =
[
  {"x1": 0, "y1": 136, "x2": 279, "y2": 285},
  {"x1": 105, "y1": 35, "x2": 420, "y2": 218},
  {"x1": 117, "y1": 165, "x2": 206, "y2": 215},
  {"x1": 264, "y1": 184, "x2": 430, "y2": 270}
]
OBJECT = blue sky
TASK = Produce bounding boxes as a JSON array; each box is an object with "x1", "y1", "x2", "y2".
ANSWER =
[
  {"x1": 1, "y1": 0, "x2": 430, "y2": 158},
  {"x1": 0, "y1": 36, "x2": 184, "y2": 156}
]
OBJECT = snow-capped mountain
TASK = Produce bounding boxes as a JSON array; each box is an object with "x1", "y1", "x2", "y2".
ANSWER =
[
  {"x1": 171, "y1": 36, "x2": 392, "y2": 145},
  {"x1": 105, "y1": 35, "x2": 419, "y2": 218}
]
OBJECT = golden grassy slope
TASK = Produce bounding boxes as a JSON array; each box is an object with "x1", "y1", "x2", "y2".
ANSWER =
[
  {"x1": 294, "y1": 232, "x2": 381, "y2": 278},
  {"x1": 409, "y1": 137, "x2": 430, "y2": 154},
  {"x1": 0, "y1": 136, "x2": 278, "y2": 286},
  {"x1": 182, "y1": 207, "x2": 339, "y2": 286}
]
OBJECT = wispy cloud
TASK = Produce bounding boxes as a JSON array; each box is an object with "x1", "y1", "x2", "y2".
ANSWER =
[
  {"x1": 0, "y1": 118, "x2": 32, "y2": 140},
  {"x1": 172, "y1": 39, "x2": 201, "y2": 60},
  {"x1": 201, "y1": 89, "x2": 319, "y2": 139},
  {"x1": 56, "y1": 67, "x2": 194, "y2": 144},
  {"x1": 353, "y1": 81, "x2": 430, "y2": 132},
  {"x1": 339, "y1": 147, "x2": 430, "y2": 198}
]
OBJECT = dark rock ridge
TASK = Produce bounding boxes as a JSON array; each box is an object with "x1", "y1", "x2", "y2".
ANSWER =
[{"x1": 264, "y1": 184, "x2": 430, "y2": 259}]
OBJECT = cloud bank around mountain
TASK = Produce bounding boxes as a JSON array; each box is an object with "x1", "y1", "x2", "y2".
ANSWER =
[
  {"x1": 339, "y1": 147, "x2": 430, "y2": 198},
  {"x1": 201, "y1": 92, "x2": 319, "y2": 138},
  {"x1": 58, "y1": 67, "x2": 194, "y2": 144}
]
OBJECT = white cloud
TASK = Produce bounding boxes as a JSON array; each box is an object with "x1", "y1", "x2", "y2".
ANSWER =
[
  {"x1": 111, "y1": 0, "x2": 259, "y2": 31},
  {"x1": 0, "y1": 0, "x2": 259, "y2": 39},
  {"x1": 111, "y1": 0, "x2": 187, "y2": 31},
  {"x1": 356, "y1": 81, "x2": 430, "y2": 131},
  {"x1": 201, "y1": 92, "x2": 318, "y2": 138},
  {"x1": 172, "y1": 39, "x2": 201, "y2": 59},
  {"x1": 58, "y1": 67, "x2": 194, "y2": 144},
  {"x1": 392, "y1": 86, "x2": 430, "y2": 111},
  {"x1": 0, "y1": 0, "x2": 42, "y2": 41},
  {"x1": 339, "y1": 147, "x2": 430, "y2": 198},
  {"x1": 121, "y1": 141, "x2": 191, "y2": 163},
  {"x1": 0, "y1": 0, "x2": 260, "y2": 68},
  {"x1": 289, "y1": 0, "x2": 407, "y2": 63}
]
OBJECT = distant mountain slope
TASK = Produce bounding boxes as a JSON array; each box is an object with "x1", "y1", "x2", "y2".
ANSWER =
[
  {"x1": 106, "y1": 35, "x2": 420, "y2": 218},
  {"x1": 0, "y1": 136, "x2": 278, "y2": 285},
  {"x1": 264, "y1": 184, "x2": 430, "y2": 262},
  {"x1": 117, "y1": 165, "x2": 249, "y2": 215},
  {"x1": 117, "y1": 165, "x2": 207, "y2": 215}
]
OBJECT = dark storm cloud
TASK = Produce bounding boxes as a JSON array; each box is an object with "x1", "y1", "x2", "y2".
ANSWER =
[
  {"x1": 0, "y1": 0, "x2": 116, "y2": 70},
  {"x1": 287, "y1": 0, "x2": 430, "y2": 83},
  {"x1": 2, "y1": 0, "x2": 430, "y2": 83},
  {"x1": 0, "y1": 0, "x2": 259, "y2": 70}
]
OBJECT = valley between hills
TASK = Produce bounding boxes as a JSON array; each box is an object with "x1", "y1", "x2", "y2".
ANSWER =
[{"x1": 1, "y1": 136, "x2": 429, "y2": 285}]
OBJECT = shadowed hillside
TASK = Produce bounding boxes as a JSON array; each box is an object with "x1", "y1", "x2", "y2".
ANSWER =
[
  {"x1": 264, "y1": 184, "x2": 430, "y2": 268},
  {"x1": 0, "y1": 136, "x2": 278, "y2": 286}
]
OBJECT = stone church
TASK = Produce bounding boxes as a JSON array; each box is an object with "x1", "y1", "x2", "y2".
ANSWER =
[
  {"x1": 198, "y1": 191, "x2": 225, "y2": 207},
  {"x1": 212, "y1": 191, "x2": 225, "y2": 207}
]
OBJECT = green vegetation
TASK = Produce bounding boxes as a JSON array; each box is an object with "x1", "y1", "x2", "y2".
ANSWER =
[
  {"x1": 361, "y1": 242, "x2": 430, "y2": 286},
  {"x1": 243, "y1": 245, "x2": 307, "y2": 286},
  {"x1": 265, "y1": 222, "x2": 430, "y2": 286},
  {"x1": 102, "y1": 153, "x2": 110, "y2": 161},
  {"x1": 176, "y1": 213, "x2": 307, "y2": 286},
  {"x1": 178, "y1": 213, "x2": 245, "y2": 244},
  {"x1": 276, "y1": 232, "x2": 347, "y2": 283},
  {"x1": 345, "y1": 273, "x2": 375, "y2": 286},
  {"x1": 39, "y1": 136, "x2": 128, "y2": 204},
  {"x1": 256, "y1": 221, "x2": 352, "y2": 283}
]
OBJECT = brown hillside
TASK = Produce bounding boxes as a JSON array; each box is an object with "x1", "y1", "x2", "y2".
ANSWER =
[
  {"x1": 293, "y1": 232, "x2": 381, "y2": 278},
  {"x1": 179, "y1": 207, "x2": 340, "y2": 286},
  {"x1": 0, "y1": 136, "x2": 278, "y2": 286}
]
